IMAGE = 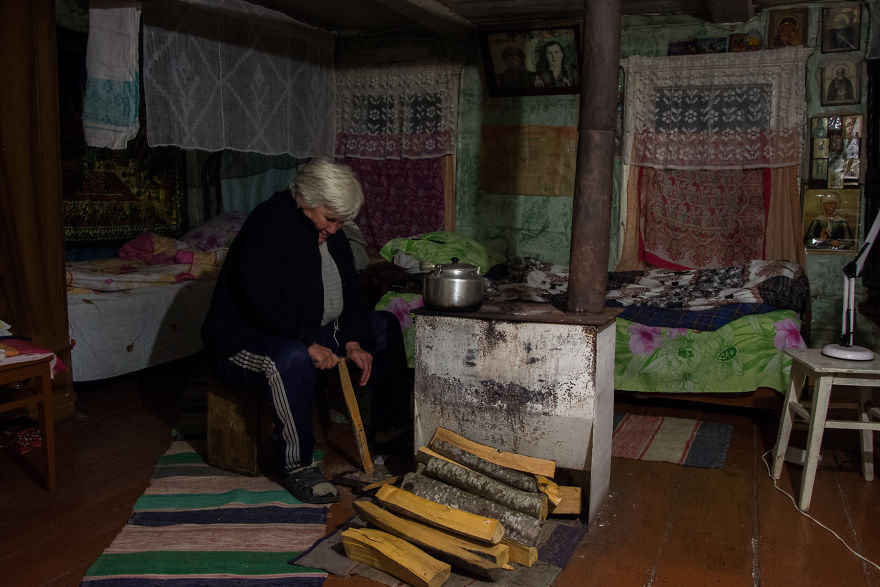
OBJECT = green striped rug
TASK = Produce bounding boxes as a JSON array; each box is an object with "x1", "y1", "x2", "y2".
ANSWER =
[{"x1": 81, "y1": 391, "x2": 329, "y2": 586}]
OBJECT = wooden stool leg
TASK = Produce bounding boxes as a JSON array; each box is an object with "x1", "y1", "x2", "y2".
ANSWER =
[
  {"x1": 772, "y1": 363, "x2": 805, "y2": 479},
  {"x1": 799, "y1": 376, "x2": 833, "y2": 511},
  {"x1": 859, "y1": 387, "x2": 874, "y2": 482},
  {"x1": 38, "y1": 369, "x2": 56, "y2": 490}
]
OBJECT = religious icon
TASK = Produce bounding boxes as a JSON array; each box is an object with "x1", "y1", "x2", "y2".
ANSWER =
[
  {"x1": 821, "y1": 60, "x2": 861, "y2": 106},
  {"x1": 843, "y1": 115, "x2": 862, "y2": 138},
  {"x1": 822, "y1": 4, "x2": 861, "y2": 53},
  {"x1": 767, "y1": 9, "x2": 807, "y2": 48},
  {"x1": 802, "y1": 190, "x2": 858, "y2": 252}
]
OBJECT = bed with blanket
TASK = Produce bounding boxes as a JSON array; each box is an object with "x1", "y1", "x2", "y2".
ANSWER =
[
  {"x1": 368, "y1": 234, "x2": 810, "y2": 405},
  {"x1": 66, "y1": 213, "x2": 245, "y2": 381}
]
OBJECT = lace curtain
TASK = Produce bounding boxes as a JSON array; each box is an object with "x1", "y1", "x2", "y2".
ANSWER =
[
  {"x1": 335, "y1": 63, "x2": 461, "y2": 160},
  {"x1": 618, "y1": 48, "x2": 810, "y2": 269},
  {"x1": 142, "y1": 0, "x2": 335, "y2": 157},
  {"x1": 622, "y1": 47, "x2": 811, "y2": 170}
]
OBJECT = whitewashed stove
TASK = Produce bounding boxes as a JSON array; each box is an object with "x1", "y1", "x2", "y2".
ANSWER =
[{"x1": 413, "y1": 301, "x2": 618, "y2": 524}]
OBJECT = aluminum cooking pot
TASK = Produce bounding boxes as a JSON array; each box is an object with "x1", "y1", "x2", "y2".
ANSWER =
[{"x1": 422, "y1": 257, "x2": 484, "y2": 312}]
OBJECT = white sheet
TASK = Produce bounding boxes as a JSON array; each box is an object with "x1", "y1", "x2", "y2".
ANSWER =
[{"x1": 68, "y1": 280, "x2": 216, "y2": 381}]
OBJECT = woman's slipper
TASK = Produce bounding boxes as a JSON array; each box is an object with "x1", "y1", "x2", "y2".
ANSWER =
[{"x1": 280, "y1": 465, "x2": 339, "y2": 504}]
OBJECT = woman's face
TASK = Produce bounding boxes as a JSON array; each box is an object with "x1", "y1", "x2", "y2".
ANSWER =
[
  {"x1": 303, "y1": 205, "x2": 344, "y2": 244},
  {"x1": 545, "y1": 44, "x2": 564, "y2": 70}
]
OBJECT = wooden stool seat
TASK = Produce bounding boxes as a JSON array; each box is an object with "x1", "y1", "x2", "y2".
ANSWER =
[
  {"x1": 205, "y1": 378, "x2": 274, "y2": 476},
  {"x1": 0, "y1": 355, "x2": 56, "y2": 490},
  {"x1": 205, "y1": 365, "x2": 367, "y2": 476},
  {"x1": 771, "y1": 348, "x2": 880, "y2": 511}
]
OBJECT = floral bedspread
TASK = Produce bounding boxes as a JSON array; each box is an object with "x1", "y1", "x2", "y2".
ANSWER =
[
  {"x1": 372, "y1": 256, "x2": 809, "y2": 394},
  {"x1": 615, "y1": 310, "x2": 805, "y2": 393}
]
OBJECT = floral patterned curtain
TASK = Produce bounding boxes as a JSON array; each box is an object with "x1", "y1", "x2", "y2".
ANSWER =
[
  {"x1": 339, "y1": 157, "x2": 444, "y2": 249},
  {"x1": 618, "y1": 47, "x2": 811, "y2": 270},
  {"x1": 335, "y1": 63, "x2": 461, "y2": 160}
]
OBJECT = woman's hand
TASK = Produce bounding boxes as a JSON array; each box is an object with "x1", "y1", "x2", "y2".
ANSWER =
[
  {"x1": 307, "y1": 342, "x2": 340, "y2": 370},
  {"x1": 345, "y1": 341, "x2": 372, "y2": 386}
]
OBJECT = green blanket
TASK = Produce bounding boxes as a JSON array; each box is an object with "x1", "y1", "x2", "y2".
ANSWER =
[{"x1": 614, "y1": 309, "x2": 804, "y2": 394}]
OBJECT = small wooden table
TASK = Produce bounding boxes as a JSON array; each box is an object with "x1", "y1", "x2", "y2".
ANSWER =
[
  {"x1": 771, "y1": 348, "x2": 880, "y2": 511},
  {"x1": 0, "y1": 355, "x2": 56, "y2": 490}
]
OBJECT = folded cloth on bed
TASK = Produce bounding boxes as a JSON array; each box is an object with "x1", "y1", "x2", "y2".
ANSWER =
[
  {"x1": 66, "y1": 256, "x2": 224, "y2": 293},
  {"x1": 496, "y1": 258, "x2": 808, "y2": 312},
  {"x1": 615, "y1": 302, "x2": 780, "y2": 331},
  {"x1": 605, "y1": 260, "x2": 809, "y2": 312},
  {"x1": 380, "y1": 231, "x2": 507, "y2": 273},
  {"x1": 66, "y1": 232, "x2": 229, "y2": 293},
  {"x1": 487, "y1": 257, "x2": 809, "y2": 331},
  {"x1": 118, "y1": 232, "x2": 226, "y2": 267}
]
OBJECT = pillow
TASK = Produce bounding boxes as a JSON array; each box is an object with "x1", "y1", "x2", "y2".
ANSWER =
[
  {"x1": 118, "y1": 233, "x2": 190, "y2": 265},
  {"x1": 117, "y1": 232, "x2": 226, "y2": 267},
  {"x1": 379, "y1": 231, "x2": 506, "y2": 273},
  {"x1": 180, "y1": 211, "x2": 247, "y2": 251}
]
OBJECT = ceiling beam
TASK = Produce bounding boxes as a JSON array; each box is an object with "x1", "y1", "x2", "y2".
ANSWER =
[
  {"x1": 375, "y1": 0, "x2": 476, "y2": 36},
  {"x1": 705, "y1": 0, "x2": 754, "y2": 23}
]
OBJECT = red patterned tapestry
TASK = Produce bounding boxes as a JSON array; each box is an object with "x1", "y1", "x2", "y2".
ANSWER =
[
  {"x1": 638, "y1": 167, "x2": 770, "y2": 269},
  {"x1": 340, "y1": 157, "x2": 445, "y2": 249}
]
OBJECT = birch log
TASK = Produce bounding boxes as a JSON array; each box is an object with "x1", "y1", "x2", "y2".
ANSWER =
[
  {"x1": 432, "y1": 440, "x2": 539, "y2": 492},
  {"x1": 423, "y1": 455, "x2": 548, "y2": 520},
  {"x1": 402, "y1": 472, "x2": 543, "y2": 546}
]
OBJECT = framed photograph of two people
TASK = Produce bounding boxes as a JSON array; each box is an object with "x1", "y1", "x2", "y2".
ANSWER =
[{"x1": 481, "y1": 26, "x2": 580, "y2": 97}]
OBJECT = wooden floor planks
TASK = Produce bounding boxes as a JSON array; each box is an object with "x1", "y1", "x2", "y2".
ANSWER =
[{"x1": 1, "y1": 358, "x2": 878, "y2": 586}]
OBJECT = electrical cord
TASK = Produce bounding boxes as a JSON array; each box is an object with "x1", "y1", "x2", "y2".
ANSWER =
[{"x1": 761, "y1": 449, "x2": 880, "y2": 572}]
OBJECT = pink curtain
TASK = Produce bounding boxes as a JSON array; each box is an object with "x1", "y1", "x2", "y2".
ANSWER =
[{"x1": 340, "y1": 157, "x2": 445, "y2": 249}]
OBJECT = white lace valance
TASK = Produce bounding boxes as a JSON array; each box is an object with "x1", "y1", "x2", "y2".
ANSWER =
[
  {"x1": 335, "y1": 63, "x2": 462, "y2": 160},
  {"x1": 621, "y1": 47, "x2": 812, "y2": 170},
  {"x1": 142, "y1": 0, "x2": 335, "y2": 157}
]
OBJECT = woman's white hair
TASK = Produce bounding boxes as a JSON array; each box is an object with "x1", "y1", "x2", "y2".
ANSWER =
[{"x1": 291, "y1": 158, "x2": 364, "y2": 221}]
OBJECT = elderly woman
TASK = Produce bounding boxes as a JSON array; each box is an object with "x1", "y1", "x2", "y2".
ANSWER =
[{"x1": 202, "y1": 158, "x2": 409, "y2": 503}]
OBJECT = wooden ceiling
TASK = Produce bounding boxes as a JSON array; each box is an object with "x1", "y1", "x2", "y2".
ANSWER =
[{"x1": 249, "y1": 0, "x2": 823, "y2": 37}]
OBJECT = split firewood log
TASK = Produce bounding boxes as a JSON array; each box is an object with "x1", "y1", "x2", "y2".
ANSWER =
[
  {"x1": 501, "y1": 538, "x2": 538, "y2": 567},
  {"x1": 430, "y1": 426, "x2": 556, "y2": 478},
  {"x1": 354, "y1": 500, "x2": 509, "y2": 581},
  {"x1": 376, "y1": 484, "x2": 504, "y2": 544},
  {"x1": 422, "y1": 454, "x2": 548, "y2": 520},
  {"x1": 341, "y1": 527, "x2": 450, "y2": 587},
  {"x1": 535, "y1": 475, "x2": 562, "y2": 506},
  {"x1": 431, "y1": 439, "x2": 539, "y2": 493},
  {"x1": 549, "y1": 485, "x2": 582, "y2": 515},
  {"x1": 402, "y1": 472, "x2": 543, "y2": 547}
]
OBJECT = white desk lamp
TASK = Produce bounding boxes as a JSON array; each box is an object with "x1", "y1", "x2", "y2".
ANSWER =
[{"x1": 821, "y1": 208, "x2": 880, "y2": 361}]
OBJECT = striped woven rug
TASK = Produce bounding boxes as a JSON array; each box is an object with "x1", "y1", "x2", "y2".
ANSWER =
[
  {"x1": 81, "y1": 392, "x2": 329, "y2": 586},
  {"x1": 612, "y1": 412, "x2": 733, "y2": 469}
]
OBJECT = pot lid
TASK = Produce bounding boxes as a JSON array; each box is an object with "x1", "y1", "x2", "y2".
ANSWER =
[{"x1": 436, "y1": 257, "x2": 480, "y2": 275}]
